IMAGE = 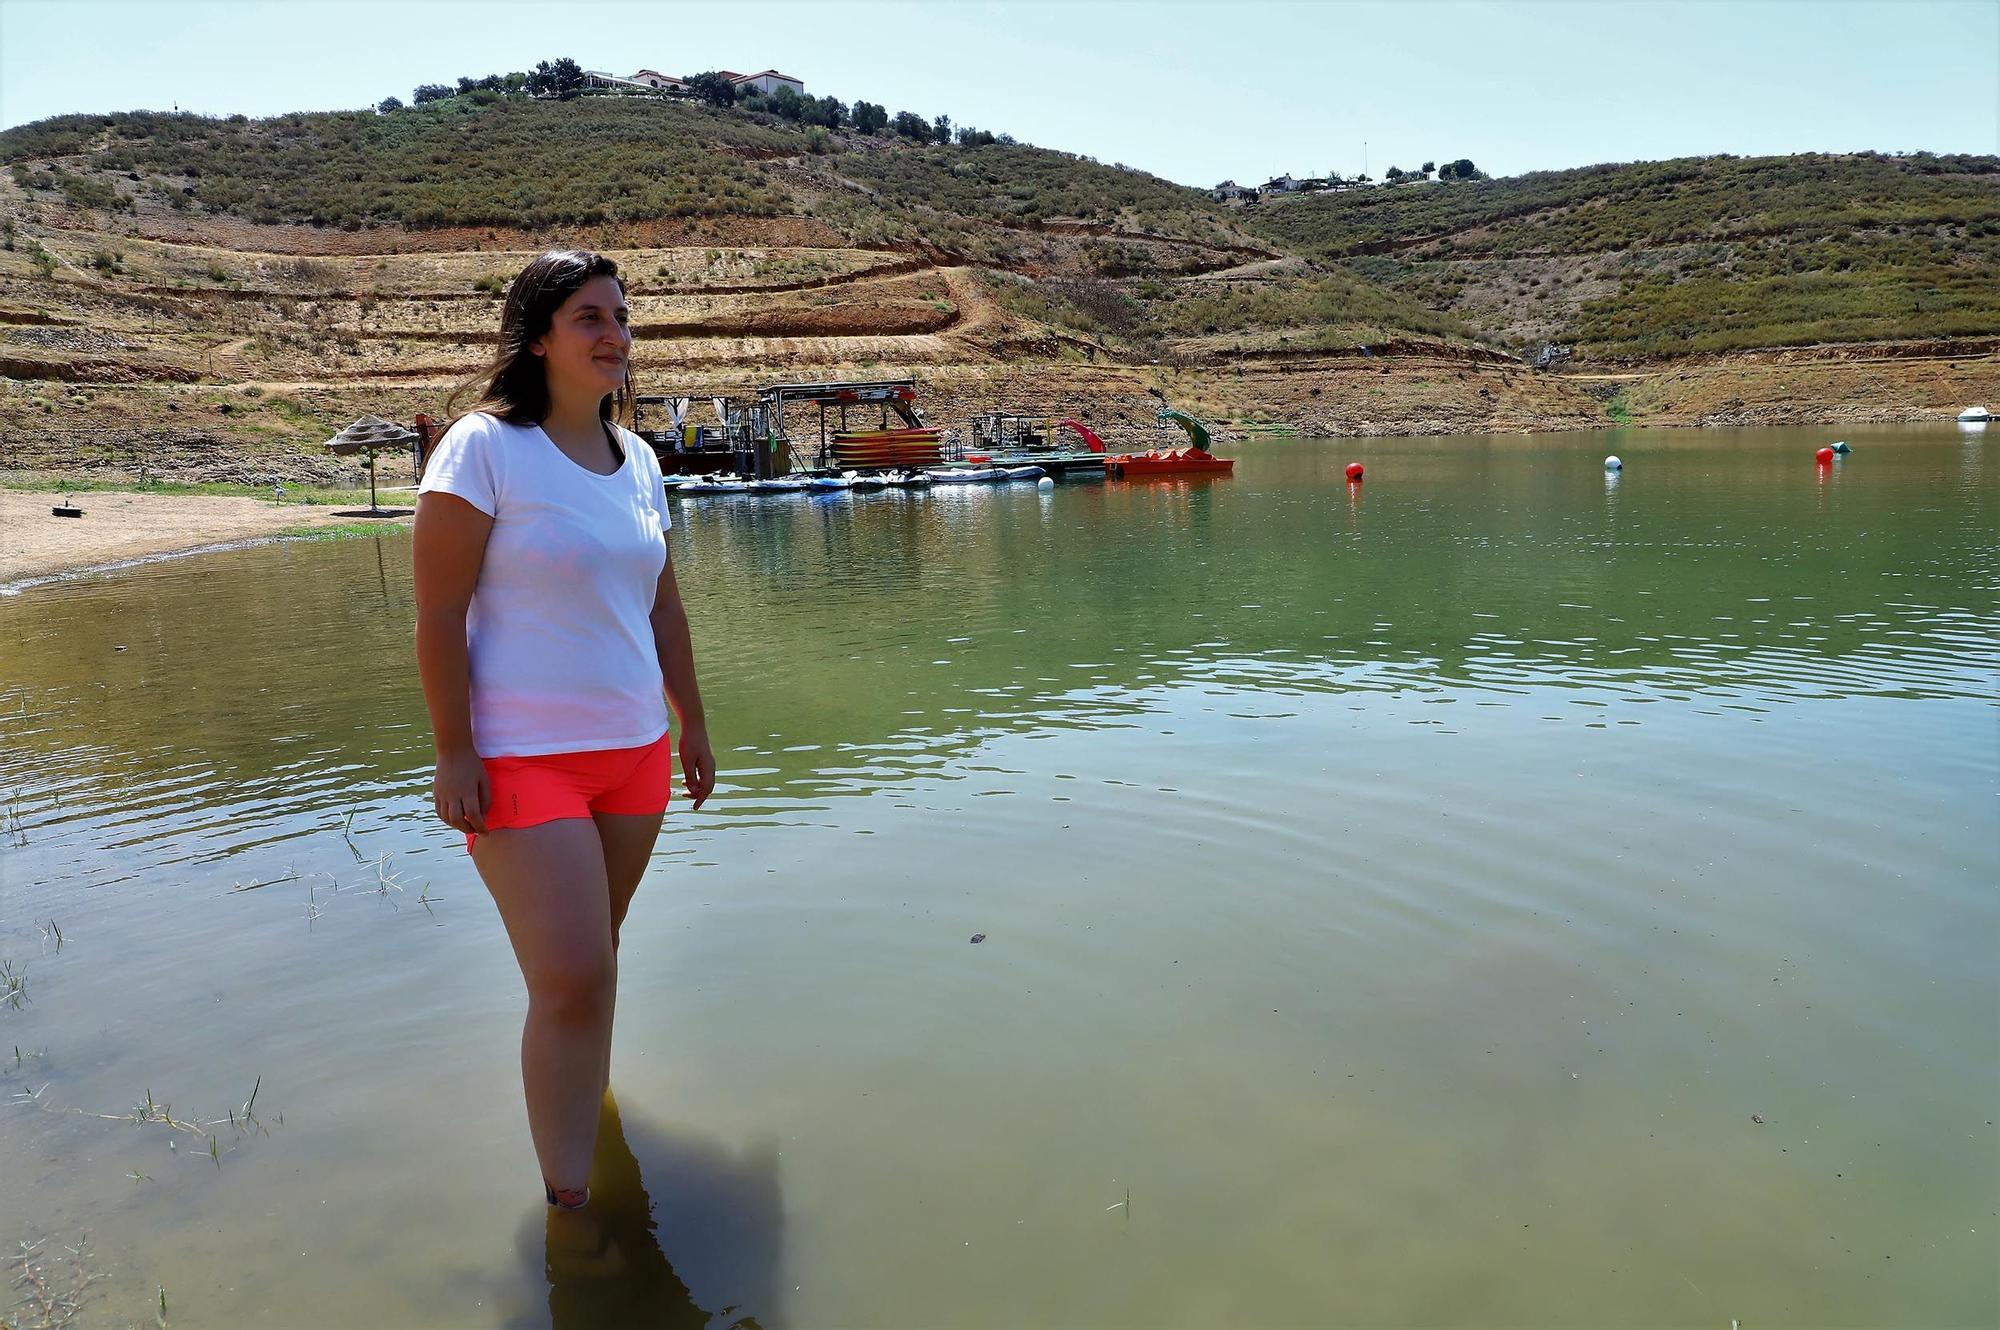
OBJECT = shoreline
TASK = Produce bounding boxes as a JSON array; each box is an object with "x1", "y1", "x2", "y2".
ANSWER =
[
  {"x1": 2, "y1": 341, "x2": 1990, "y2": 487},
  {"x1": 0, "y1": 489, "x2": 412, "y2": 588},
  {"x1": 6, "y1": 414, "x2": 1986, "y2": 588}
]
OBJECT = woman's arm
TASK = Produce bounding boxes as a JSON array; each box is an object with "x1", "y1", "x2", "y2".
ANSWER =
[
  {"x1": 650, "y1": 548, "x2": 715, "y2": 809},
  {"x1": 413, "y1": 491, "x2": 495, "y2": 833}
]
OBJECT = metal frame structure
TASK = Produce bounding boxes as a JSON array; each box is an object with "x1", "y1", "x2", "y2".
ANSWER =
[
  {"x1": 633, "y1": 395, "x2": 772, "y2": 477},
  {"x1": 756, "y1": 379, "x2": 941, "y2": 471}
]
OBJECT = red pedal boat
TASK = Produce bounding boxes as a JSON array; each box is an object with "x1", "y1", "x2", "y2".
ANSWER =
[
  {"x1": 1104, "y1": 448, "x2": 1235, "y2": 477},
  {"x1": 1105, "y1": 402, "x2": 1234, "y2": 478}
]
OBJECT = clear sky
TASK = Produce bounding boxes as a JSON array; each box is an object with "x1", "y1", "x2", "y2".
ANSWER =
[{"x1": 2, "y1": 0, "x2": 1994, "y2": 186}]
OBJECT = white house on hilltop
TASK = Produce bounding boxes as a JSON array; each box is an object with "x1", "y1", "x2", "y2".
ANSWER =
[
  {"x1": 579, "y1": 66, "x2": 804, "y2": 99},
  {"x1": 1213, "y1": 180, "x2": 1253, "y2": 202},
  {"x1": 730, "y1": 69, "x2": 805, "y2": 96},
  {"x1": 584, "y1": 70, "x2": 667, "y2": 94},
  {"x1": 629, "y1": 68, "x2": 690, "y2": 93}
]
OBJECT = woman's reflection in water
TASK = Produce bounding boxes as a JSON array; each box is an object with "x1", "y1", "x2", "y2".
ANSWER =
[{"x1": 541, "y1": 1089, "x2": 778, "y2": 1329}]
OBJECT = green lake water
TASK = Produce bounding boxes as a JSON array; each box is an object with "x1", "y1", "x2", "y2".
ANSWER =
[{"x1": 2, "y1": 425, "x2": 1995, "y2": 1328}]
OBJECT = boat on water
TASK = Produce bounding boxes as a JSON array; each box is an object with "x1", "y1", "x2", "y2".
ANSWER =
[
  {"x1": 965, "y1": 414, "x2": 1109, "y2": 477},
  {"x1": 748, "y1": 476, "x2": 813, "y2": 493},
  {"x1": 1104, "y1": 398, "x2": 1236, "y2": 478},
  {"x1": 1106, "y1": 449, "x2": 1236, "y2": 477},
  {"x1": 677, "y1": 475, "x2": 751, "y2": 495},
  {"x1": 882, "y1": 469, "x2": 933, "y2": 488},
  {"x1": 923, "y1": 464, "x2": 1049, "y2": 484},
  {"x1": 1957, "y1": 406, "x2": 1993, "y2": 422}
]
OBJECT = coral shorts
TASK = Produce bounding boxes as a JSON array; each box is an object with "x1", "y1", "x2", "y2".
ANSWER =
[{"x1": 467, "y1": 732, "x2": 674, "y2": 851}]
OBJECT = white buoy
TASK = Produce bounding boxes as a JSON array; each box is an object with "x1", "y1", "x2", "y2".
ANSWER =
[
  {"x1": 1604, "y1": 455, "x2": 1622, "y2": 471},
  {"x1": 1037, "y1": 476, "x2": 1055, "y2": 490}
]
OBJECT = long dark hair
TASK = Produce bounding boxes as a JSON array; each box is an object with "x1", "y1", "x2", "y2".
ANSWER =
[{"x1": 448, "y1": 249, "x2": 631, "y2": 426}]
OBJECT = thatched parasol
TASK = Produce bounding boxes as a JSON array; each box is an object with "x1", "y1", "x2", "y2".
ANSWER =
[{"x1": 325, "y1": 415, "x2": 416, "y2": 514}]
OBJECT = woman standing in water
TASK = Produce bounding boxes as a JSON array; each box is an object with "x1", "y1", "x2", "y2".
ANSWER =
[{"x1": 413, "y1": 250, "x2": 714, "y2": 1217}]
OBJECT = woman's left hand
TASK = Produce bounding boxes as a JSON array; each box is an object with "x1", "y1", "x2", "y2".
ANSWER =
[{"x1": 678, "y1": 721, "x2": 716, "y2": 810}]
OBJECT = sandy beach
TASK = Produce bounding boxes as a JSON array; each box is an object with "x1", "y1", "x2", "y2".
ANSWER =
[{"x1": 0, "y1": 489, "x2": 411, "y2": 586}]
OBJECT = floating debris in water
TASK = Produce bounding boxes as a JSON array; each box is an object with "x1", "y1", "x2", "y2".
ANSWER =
[
  {"x1": 1751, "y1": 1113, "x2": 1765, "y2": 1124},
  {"x1": 969, "y1": 933, "x2": 986, "y2": 944}
]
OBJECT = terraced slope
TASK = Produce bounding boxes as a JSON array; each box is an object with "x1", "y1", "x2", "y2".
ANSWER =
[
  {"x1": 1242, "y1": 153, "x2": 2000, "y2": 359},
  {"x1": 0, "y1": 199, "x2": 1560, "y2": 484},
  {"x1": 0, "y1": 97, "x2": 1479, "y2": 387}
]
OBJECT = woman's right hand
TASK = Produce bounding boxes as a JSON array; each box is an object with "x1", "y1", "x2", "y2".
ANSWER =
[{"x1": 433, "y1": 748, "x2": 490, "y2": 834}]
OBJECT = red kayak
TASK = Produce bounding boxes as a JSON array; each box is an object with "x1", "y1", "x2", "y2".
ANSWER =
[
  {"x1": 831, "y1": 427, "x2": 944, "y2": 469},
  {"x1": 1104, "y1": 449, "x2": 1235, "y2": 478}
]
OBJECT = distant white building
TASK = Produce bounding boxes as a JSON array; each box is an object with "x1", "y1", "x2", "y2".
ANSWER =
[
  {"x1": 730, "y1": 69, "x2": 805, "y2": 97},
  {"x1": 585, "y1": 65, "x2": 803, "y2": 99},
  {"x1": 629, "y1": 68, "x2": 690, "y2": 93},
  {"x1": 1213, "y1": 179, "x2": 1253, "y2": 202},
  {"x1": 1260, "y1": 174, "x2": 1300, "y2": 193},
  {"x1": 585, "y1": 70, "x2": 669, "y2": 95}
]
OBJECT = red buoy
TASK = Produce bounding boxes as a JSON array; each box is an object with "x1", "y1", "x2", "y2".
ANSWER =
[
  {"x1": 1345, "y1": 462, "x2": 1365, "y2": 481},
  {"x1": 1815, "y1": 447, "x2": 1835, "y2": 465}
]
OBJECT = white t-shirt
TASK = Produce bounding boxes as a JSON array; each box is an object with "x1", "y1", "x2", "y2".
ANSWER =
[{"x1": 418, "y1": 411, "x2": 674, "y2": 758}]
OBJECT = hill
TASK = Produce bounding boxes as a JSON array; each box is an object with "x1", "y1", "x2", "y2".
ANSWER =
[
  {"x1": 1240, "y1": 152, "x2": 2000, "y2": 359},
  {"x1": 1, "y1": 98, "x2": 1240, "y2": 251},
  {"x1": 0, "y1": 96, "x2": 1472, "y2": 360}
]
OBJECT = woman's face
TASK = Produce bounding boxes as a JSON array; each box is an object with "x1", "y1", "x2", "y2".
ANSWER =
[{"x1": 531, "y1": 274, "x2": 631, "y2": 400}]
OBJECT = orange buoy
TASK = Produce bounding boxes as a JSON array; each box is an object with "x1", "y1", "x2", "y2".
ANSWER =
[
  {"x1": 1815, "y1": 447, "x2": 1835, "y2": 465},
  {"x1": 1345, "y1": 462, "x2": 1365, "y2": 481}
]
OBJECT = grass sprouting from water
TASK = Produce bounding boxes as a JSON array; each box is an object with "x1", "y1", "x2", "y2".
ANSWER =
[
  {"x1": 0, "y1": 959, "x2": 27, "y2": 1011},
  {"x1": 227, "y1": 865, "x2": 302, "y2": 894},
  {"x1": 9, "y1": 1233, "x2": 106, "y2": 1330},
  {"x1": 6, "y1": 1076, "x2": 281, "y2": 1176},
  {"x1": 339, "y1": 808, "x2": 430, "y2": 915}
]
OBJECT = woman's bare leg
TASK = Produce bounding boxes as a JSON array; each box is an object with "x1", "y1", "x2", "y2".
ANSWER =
[
  {"x1": 472, "y1": 818, "x2": 616, "y2": 1196},
  {"x1": 592, "y1": 811, "x2": 662, "y2": 1095},
  {"x1": 594, "y1": 811, "x2": 663, "y2": 951}
]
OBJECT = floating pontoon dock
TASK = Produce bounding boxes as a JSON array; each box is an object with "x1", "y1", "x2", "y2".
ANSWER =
[{"x1": 966, "y1": 413, "x2": 1108, "y2": 477}]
